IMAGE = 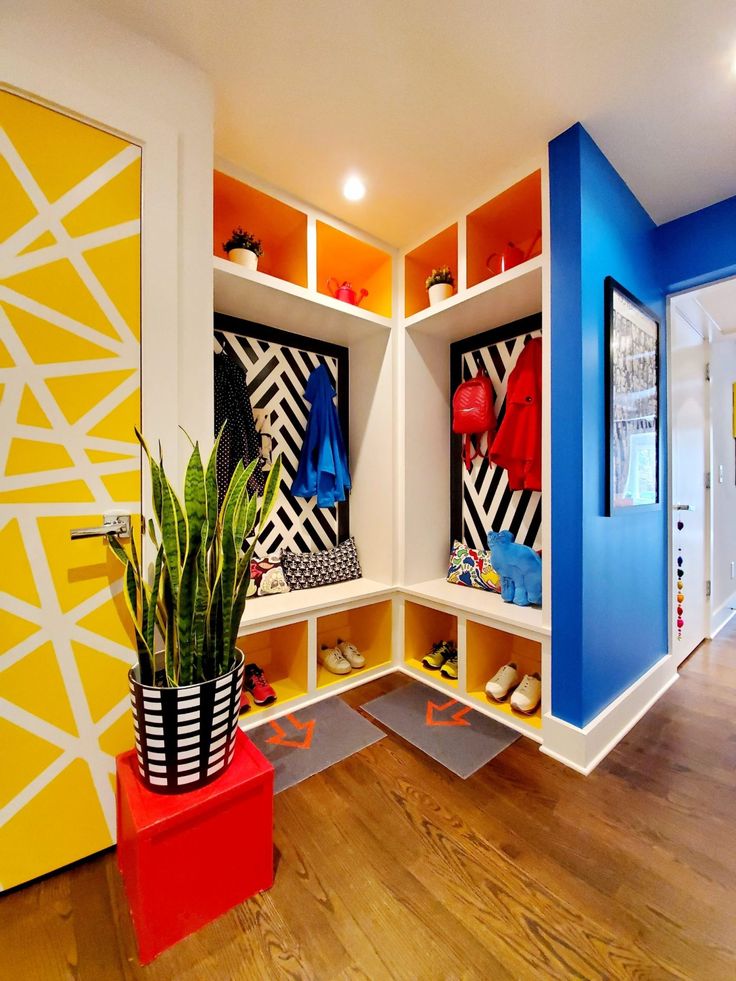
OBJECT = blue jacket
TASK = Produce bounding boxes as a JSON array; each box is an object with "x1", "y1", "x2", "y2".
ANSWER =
[{"x1": 292, "y1": 364, "x2": 351, "y2": 507}]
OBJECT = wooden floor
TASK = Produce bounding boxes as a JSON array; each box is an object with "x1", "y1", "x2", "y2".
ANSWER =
[{"x1": 3, "y1": 627, "x2": 736, "y2": 981}]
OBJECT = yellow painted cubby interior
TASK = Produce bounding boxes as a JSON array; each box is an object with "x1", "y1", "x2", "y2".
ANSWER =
[
  {"x1": 214, "y1": 170, "x2": 308, "y2": 287},
  {"x1": 465, "y1": 619, "x2": 542, "y2": 729},
  {"x1": 404, "y1": 223, "x2": 458, "y2": 318},
  {"x1": 466, "y1": 170, "x2": 542, "y2": 289},
  {"x1": 316, "y1": 600, "x2": 392, "y2": 689},
  {"x1": 403, "y1": 601, "x2": 459, "y2": 688},
  {"x1": 236, "y1": 621, "x2": 309, "y2": 713},
  {"x1": 316, "y1": 221, "x2": 393, "y2": 318}
]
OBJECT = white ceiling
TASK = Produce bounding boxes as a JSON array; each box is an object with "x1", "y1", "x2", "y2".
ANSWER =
[
  {"x1": 694, "y1": 277, "x2": 736, "y2": 334},
  {"x1": 79, "y1": 0, "x2": 736, "y2": 247}
]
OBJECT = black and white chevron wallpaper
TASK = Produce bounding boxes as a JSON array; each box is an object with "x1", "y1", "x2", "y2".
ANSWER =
[
  {"x1": 214, "y1": 323, "x2": 347, "y2": 556},
  {"x1": 454, "y1": 324, "x2": 543, "y2": 552}
]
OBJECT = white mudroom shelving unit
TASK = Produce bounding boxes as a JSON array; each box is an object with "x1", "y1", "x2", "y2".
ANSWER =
[{"x1": 212, "y1": 154, "x2": 554, "y2": 751}]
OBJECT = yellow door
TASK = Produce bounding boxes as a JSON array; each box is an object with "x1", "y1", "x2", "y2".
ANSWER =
[{"x1": 0, "y1": 90, "x2": 141, "y2": 890}]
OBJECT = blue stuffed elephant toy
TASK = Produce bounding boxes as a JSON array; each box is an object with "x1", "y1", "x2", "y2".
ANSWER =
[{"x1": 486, "y1": 530, "x2": 542, "y2": 606}]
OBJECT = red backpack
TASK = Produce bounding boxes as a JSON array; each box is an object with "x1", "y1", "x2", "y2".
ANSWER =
[{"x1": 452, "y1": 366, "x2": 497, "y2": 471}]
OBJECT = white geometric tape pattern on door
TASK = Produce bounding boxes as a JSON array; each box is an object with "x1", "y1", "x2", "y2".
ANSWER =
[
  {"x1": 216, "y1": 329, "x2": 340, "y2": 555},
  {"x1": 461, "y1": 330, "x2": 542, "y2": 551},
  {"x1": 0, "y1": 90, "x2": 141, "y2": 890}
]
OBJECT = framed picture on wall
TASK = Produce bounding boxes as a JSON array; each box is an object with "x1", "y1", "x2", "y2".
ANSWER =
[{"x1": 605, "y1": 277, "x2": 661, "y2": 515}]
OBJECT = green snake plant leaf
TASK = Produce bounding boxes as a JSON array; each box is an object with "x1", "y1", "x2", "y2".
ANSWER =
[
  {"x1": 218, "y1": 458, "x2": 244, "y2": 526},
  {"x1": 204, "y1": 424, "x2": 226, "y2": 552},
  {"x1": 230, "y1": 572, "x2": 250, "y2": 647},
  {"x1": 241, "y1": 492, "x2": 258, "y2": 548},
  {"x1": 219, "y1": 471, "x2": 250, "y2": 673},
  {"x1": 184, "y1": 441, "x2": 206, "y2": 553},
  {"x1": 106, "y1": 535, "x2": 130, "y2": 570},
  {"x1": 257, "y1": 456, "x2": 282, "y2": 535},
  {"x1": 192, "y1": 544, "x2": 209, "y2": 680},
  {"x1": 163, "y1": 570, "x2": 177, "y2": 686},
  {"x1": 145, "y1": 545, "x2": 164, "y2": 658},
  {"x1": 135, "y1": 428, "x2": 163, "y2": 528},
  {"x1": 159, "y1": 473, "x2": 182, "y2": 603},
  {"x1": 177, "y1": 545, "x2": 200, "y2": 686}
]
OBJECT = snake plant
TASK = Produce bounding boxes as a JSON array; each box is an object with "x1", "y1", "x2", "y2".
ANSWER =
[{"x1": 109, "y1": 427, "x2": 281, "y2": 687}]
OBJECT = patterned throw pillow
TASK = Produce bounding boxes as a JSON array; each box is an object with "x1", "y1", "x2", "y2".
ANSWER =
[
  {"x1": 247, "y1": 556, "x2": 290, "y2": 598},
  {"x1": 281, "y1": 538, "x2": 362, "y2": 591},
  {"x1": 447, "y1": 540, "x2": 501, "y2": 593}
]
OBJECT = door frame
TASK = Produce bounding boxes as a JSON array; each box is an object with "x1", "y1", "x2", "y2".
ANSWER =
[{"x1": 666, "y1": 291, "x2": 713, "y2": 661}]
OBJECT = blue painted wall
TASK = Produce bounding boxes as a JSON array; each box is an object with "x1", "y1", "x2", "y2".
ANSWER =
[
  {"x1": 550, "y1": 124, "x2": 668, "y2": 727},
  {"x1": 656, "y1": 194, "x2": 736, "y2": 294}
]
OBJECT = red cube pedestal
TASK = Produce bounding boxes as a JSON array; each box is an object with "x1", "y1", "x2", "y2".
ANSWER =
[{"x1": 116, "y1": 729, "x2": 274, "y2": 964}]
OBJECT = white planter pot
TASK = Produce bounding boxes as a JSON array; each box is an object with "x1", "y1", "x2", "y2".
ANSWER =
[
  {"x1": 428, "y1": 282, "x2": 453, "y2": 306},
  {"x1": 228, "y1": 248, "x2": 259, "y2": 270}
]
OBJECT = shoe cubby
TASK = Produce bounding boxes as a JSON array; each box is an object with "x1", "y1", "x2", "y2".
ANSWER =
[
  {"x1": 214, "y1": 170, "x2": 308, "y2": 287},
  {"x1": 316, "y1": 220, "x2": 393, "y2": 319},
  {"x1": 235, "y1": 620, "x2": 309, "y2": 714},
  {"x1": 315, "y1": 599, "x2": 393, "y2": 689},
  {"x1": 404, "y1": 222, "x2": 458, "y2": 318},
  {"x1": 403, "y1": 600, "x2": 459, "y2": 688},
  {"x1": 466, "y1": 170, "x2": 542, "y2": 289},
  {"x1": 465, "y1": 619, "x2": 542, "y2": 729}
]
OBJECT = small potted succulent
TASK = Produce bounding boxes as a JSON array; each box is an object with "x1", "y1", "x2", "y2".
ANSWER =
[
  {"x1": 426, "y1": 266, "x2": 455, "y2": 306},
  {"x1": 223, "y1": 227, "x2": 264, "y2": 270},
  {"x1": 109, "y1": 427, "x2": 281, "y2": 793}
]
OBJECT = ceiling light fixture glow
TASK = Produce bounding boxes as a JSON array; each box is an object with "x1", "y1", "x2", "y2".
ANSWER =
[{"x1": 343, "y1": 175, "x2": 366, "y2": 201}]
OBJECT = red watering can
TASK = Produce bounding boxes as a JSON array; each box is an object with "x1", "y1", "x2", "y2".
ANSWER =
[
  {"x1": 486, "y1": 229, "x2": 542, "y2": 276},
  {"x1": 327, "y1": 279, "x2": 368, "y2": 306}
]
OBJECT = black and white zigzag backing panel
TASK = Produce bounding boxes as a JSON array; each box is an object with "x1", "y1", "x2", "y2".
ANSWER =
[
  {"x1": 215, "y1": 328, "x2": 342, "y2": 556},
  {"x1": 459, "y1": 329, "x2": 543, "y2": 552}
]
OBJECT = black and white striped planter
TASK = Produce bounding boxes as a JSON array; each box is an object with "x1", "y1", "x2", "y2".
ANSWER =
[{"x1": 129, "y1": 652, "x2": 245, "y2": 794}]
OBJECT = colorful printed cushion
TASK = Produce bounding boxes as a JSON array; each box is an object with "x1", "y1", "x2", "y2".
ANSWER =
[
  {"x1": 447, "y1": 540, "x2": 501, "y2": 593},
  {"x1": 246, "y1": 556, "x2": 290, "y2": 598},
  {"x1": 281, "y1": 537, "x2": 362, "y2": 591}
]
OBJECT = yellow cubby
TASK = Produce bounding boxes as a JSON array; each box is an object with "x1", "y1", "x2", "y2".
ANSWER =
[
  {"x1": 465, "y1": 620, "x2": 542, "y2": 729},
  {"x1": 316, "y1": 600, "x2": 392, "y2": 688},
  {"x1": 316, "y1": 221, "x2": 393, "y2": 318},
  {"x1": 214, "y1": 170, "x2": 308, "y2": 287},
  {"x1": 236, "y1": 620, "x2": 309, "y2": 714},
  {"x1": 403, "y1": 601, "x2": 459, "y2": 688},
  {"x1": 404, "y1": 223, "x2": 458, "y2": 318},
  {"x1": 466, "y1": 170, "x2": 542, "y2": 289}
]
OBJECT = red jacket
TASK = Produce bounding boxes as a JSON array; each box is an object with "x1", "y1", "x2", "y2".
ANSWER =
[{"x1": 490, "y1": 337, "x2": 542, "y2": 491}]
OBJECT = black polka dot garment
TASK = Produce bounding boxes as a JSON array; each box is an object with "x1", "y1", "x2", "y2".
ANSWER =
[{"x1": 214, "y1": 350, "x2": 266, "y2": 507}]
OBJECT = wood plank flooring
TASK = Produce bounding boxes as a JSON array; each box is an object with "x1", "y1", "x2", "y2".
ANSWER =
[{"x1": 2, "y1": 626, "x2": 735, "y2": 980}]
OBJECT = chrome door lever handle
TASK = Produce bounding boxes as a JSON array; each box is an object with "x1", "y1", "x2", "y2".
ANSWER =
[{"x1": 70, "y1": 511, "x2": 132, "y2": 540}]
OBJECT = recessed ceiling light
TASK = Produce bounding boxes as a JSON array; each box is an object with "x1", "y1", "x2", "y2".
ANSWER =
[{"x1": 343, "y1": 175, "x2": 366, "y2": 201}]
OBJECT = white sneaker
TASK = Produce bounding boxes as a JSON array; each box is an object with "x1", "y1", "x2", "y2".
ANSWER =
[
  {"x1": 485, "y1": 662, "x2": 519, "y2": 701},
  {"x1": 510, "y1": 673, "x2": 541, "y2": 714},
  {"x1": 337, "y1": 638, "x2": 365, "y2": 668},
  {"x1": 318, "y1": 644, "x2": 351, "y2": 675}
]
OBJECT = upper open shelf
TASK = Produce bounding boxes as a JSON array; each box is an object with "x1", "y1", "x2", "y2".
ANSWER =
[
  {"x1": 316, "y1": 221, "x2": 393, "y2": 319},
  {"x1": 404, "y1": 255, "x2": 542, "y2": 342},
  {"x1": 214, "y1": 258, "x2": 392, "y2": 346},
  {"x1": 237, "y1": 577, "x2": 395, "y2": 631},
  {"x1": 214, "y1": 170, "x2": 308, "y2": 288},
  {"x1": 404, "y1": 223, "x2": 458, "y2": 318},
  {"x1": 466, "y1": 170, "x2": 542, "y2": 289}
]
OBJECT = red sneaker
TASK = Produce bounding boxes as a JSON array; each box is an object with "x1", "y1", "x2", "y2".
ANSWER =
[
  {"x1": 240, "y1": 687, "x2": 251, "y2": 713},
  {"x1": 245, "y1": 663, "x2": 277, "y2": 706}
]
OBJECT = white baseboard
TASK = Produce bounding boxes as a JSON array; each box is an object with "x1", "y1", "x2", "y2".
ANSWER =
[
  {"x1": 710, "y1": 594, "x2": 736, "y2": 639},
  {"x1": 539, "y1": 653, "x2": 678, "y2": 775}
]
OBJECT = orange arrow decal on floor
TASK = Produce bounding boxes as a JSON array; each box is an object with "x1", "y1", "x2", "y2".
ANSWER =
[
  {"x1": 426, "y1": 699, "x2": 472, "y2": 727},
  {"x1": 266, "y1": 713, "x2": 315, "y2": 749}
]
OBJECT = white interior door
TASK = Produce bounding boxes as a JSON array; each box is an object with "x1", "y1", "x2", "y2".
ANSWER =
[{"x1": 670, "y1": 304, "x2": 708, "y2": 663}]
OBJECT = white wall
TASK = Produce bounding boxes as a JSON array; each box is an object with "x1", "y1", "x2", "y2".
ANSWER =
[
  {"x1": 709, "y1": 332, "x2": 736, "y2": 632},
  {"x1": 3, "y1": 0, "x2": 214, "y2": 478}
]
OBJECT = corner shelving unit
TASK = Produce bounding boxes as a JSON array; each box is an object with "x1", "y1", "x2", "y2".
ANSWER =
[{"x1": 214, "y1": 158, "x2": 553, "y2": 756}]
